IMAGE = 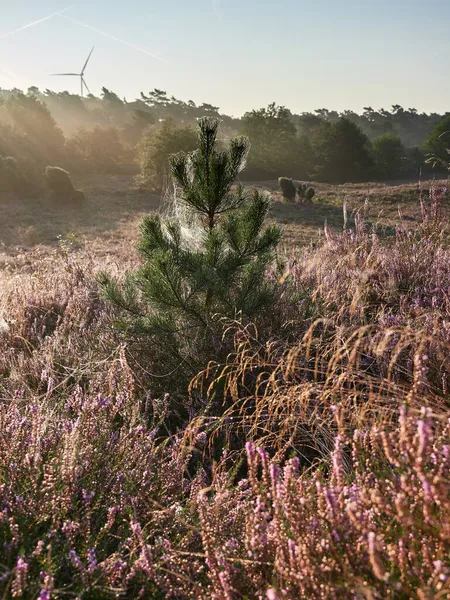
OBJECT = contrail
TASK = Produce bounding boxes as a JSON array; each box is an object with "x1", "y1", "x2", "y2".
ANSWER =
[
  {"x1": 60, "y1": 14, "x2": 167, "y2": 62},
  {"x1": 0, "y1": 7, "x2": 70, "y2": 40}
]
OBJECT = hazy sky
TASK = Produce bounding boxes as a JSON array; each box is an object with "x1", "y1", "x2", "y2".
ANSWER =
[{"x1": 1, "y1": 0, "x2": 450, "y2": 116}]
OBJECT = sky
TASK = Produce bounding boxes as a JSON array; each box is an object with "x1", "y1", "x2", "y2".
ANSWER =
[{"x1": 1, "y1": 0, "x2": 450, "y2": 117}]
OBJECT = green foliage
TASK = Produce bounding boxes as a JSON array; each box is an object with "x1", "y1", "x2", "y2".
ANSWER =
[
  {"x1": 424, "y1": 114, "x2": 450, "y2": 168},
  {"x1": 373, "y1": 132, "x2": 406, "y2": 178},
  {"x1": 5, "y1": 92, "x2": 66, "y2": 163},
  {"x1": 297, "y1": 183, "x2": 315, "y2": 202},
  {"x1": 278, "y1": 177, "x2": 297, "y2": 201},
  {"x1": 0, "y1": 155, "x2": 19, "y2": 193},
  {"x1": 137, "y1": 119, "x2": 198, "y2": 191},
  {"x1": 100, "y1": 117, "x2": 282, "y2": 389},
  {"x1": 311, "y1": 118, "x2": 374, "y2": 183},
  {"x1": 241, "y1": 103, "x2": 305, "y2": 179},
  {"x1": 297, "y1": 183, "x2": 307, "y2": 199},
  {"x1": 44, "y1": 166, "x2": 85, "y2": 203},
  {"x1": 0, "y1": 154, "x2": 37, "y2": 197},
  {"x1": 67, "y1": 126, "x2": 131, "y2": 173},
  {"x1": 122, "y1": 109, "x2": 156, "y2": 146}
]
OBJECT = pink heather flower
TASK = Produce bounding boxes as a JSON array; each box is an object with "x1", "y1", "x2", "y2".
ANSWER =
[
  {"x1": 87, "y1": 548, "x2": 97, "y2": 572},
  {"x1": 69, "y1": 550, "x2": 83, "y2": 570},
  {"x1": 267, "y1": 589, "x2": 279, "y2": 600},
  {"x1": 39, "y1": 590, "x2": 51, "y2": 600},
  {"x1": 245, "y1": 442, "x2": 255, "y2": 459},
  {"x1": 33, "y1": 540, "x2": 45, "y2": 557},
  {"x1": 417, "y1": 419, "x2": 430, "y2": 457},
  {"x1": 195, "y1": 431, "x2": 207, "y2": 448}
]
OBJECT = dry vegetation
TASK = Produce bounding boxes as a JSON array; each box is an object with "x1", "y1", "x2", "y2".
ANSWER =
[
  {"x1": 1, "y1": 175, "x2": 447, "y2": 274},
  {"x1": 0, "y1": 172, "x2": 449, "y2": 599}
]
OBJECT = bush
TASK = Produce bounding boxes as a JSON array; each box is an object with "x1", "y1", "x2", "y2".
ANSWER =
[
  {"x1": 44, "y1": 166, "x2": 85, "y2": 203},
  {"x1": 0, "y1": 155, "x2": 19, "y2": 193},
  {"x1": 296, "y1": 183, "x2": 315, "y2": 202},
  {"x1": 278, "y1": 176, "x2": 296, "y2": 201},
  {"x1": 305, "y1": 186, "x2": 315, "y2": 201},
  {"x1": 137, "y1": 118, "x2": 197, "y2": 191},
  {"x1": 0, "y1": 155, "x2": 37, "y2": 197},
  {"x1": 100, "y1": 117, "x2": 282, "y2": 400}
]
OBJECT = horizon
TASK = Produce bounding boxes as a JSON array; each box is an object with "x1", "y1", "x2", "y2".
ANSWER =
[{"x1": 1, "y1": 0, "x2": 450, "y2": 118}]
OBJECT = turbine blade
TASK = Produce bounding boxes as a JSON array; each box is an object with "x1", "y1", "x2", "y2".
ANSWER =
[
  {"x1": 81, "y1": 77, "x2": 91, "y2": 95},
  {"x1": 81, "y1": 46, "x2": 95, "y2": 75},
  {"x1": 51, "y1": 73, "x2": 79, "y2": 76}
]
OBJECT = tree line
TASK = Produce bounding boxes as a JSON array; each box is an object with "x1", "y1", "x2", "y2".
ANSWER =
[{"x1": 0, "y1": 86, "x2": 448, "y2": 193}]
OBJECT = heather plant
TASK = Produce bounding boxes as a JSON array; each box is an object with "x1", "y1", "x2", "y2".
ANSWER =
[
  {"x1": 1, "y1": 166, "x2": 450, "y2": 600},
  {"x1": 44, "y1": 166, "x2": 85, "y2": 203},
  {"x1": 197, "y1": 407, "x2": 450, "y2": 599},
  {"x1": 100, "y1": 117, "x2": 282, "y2": 398},
  {"x1": 0, "y1": 387, "x2": 448, "y2": 599},
  {"x1": 185, "y1": 185, "x2": 450, "y2": 459},
  {"x1": 278, "y1": 176, "x2": 296, "y2": 202}
]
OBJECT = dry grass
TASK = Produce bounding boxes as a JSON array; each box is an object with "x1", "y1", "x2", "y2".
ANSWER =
[
  {"x1": 2, "y1": 175, "x2": 448, "y2": 281},
  {"x1": 1, "y1": 175, "x2": 450, "y2": 598}
]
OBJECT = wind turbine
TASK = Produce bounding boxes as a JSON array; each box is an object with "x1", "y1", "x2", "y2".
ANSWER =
[{"x1": 51, "y1": 47, "x2": 95, "y2": 97}]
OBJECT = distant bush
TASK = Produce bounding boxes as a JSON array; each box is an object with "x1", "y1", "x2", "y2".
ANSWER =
[
  {"x1": 297, "y1": 182, "x2": 307, "y2": 199},
  {"x1": 137, "y1": 118, "x2": 197, "y2": 191},
  {"x1": 0, "y1": 155, "x2": 19, "y2": 193},
  {"x1": 296, "y1": 183, "x2": 315, "y2": 202},
  {"x1": 305, "y1": 186, "x2": 316, "y2": 201},
  {"x1": 44, "y1": 166, "x2": 85, "y2": 203},
  {"x1": 0, "y1": 154, "x2": 38, "y2": 198},
  {"x1": 278, "y1": 176, "x2": 296, "y2": 201}
]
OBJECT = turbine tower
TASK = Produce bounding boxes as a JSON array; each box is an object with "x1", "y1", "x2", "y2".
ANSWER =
[{"x1": 51, "y1": 47, "x2": 95, "y2": 97}]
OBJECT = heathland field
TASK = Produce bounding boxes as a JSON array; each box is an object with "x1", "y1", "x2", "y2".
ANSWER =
[
  {"x1": 1, "y1": 174, "x2": 446, "y2": 277},
  {"x1": 1, "y1": 125, "x2": 449, "y2": 599}
]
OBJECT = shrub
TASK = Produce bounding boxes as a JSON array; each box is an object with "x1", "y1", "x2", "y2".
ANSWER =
[
  {"x1": 0, "y1": 155, "x2": 36, "y2": 197},
  {"x1": 0, "y1": 155, "x2": 19, "y2": 193},
  {"x1": 137, "y1": 118, "x2": 197, "y2": 191},
  {"x1": 100, "y1": 117, "x2": 282, "y2": 399},
  {"x1": 278, "y1": 176, "x2": 297, "y2": 201},
  {"x1": 44, "y1": 166, "x2": 85, "y2": 203},
  {"x1": 305, "y1": 186, "x2": 315, "y2": 201},
  {"x1": 297, "y1": 182, "x2": 307, "y2": 199}
]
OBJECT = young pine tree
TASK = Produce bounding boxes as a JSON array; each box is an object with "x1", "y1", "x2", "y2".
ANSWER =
[{"x1": 99, "y1": 117, "x2": 282, "y2": 379}]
